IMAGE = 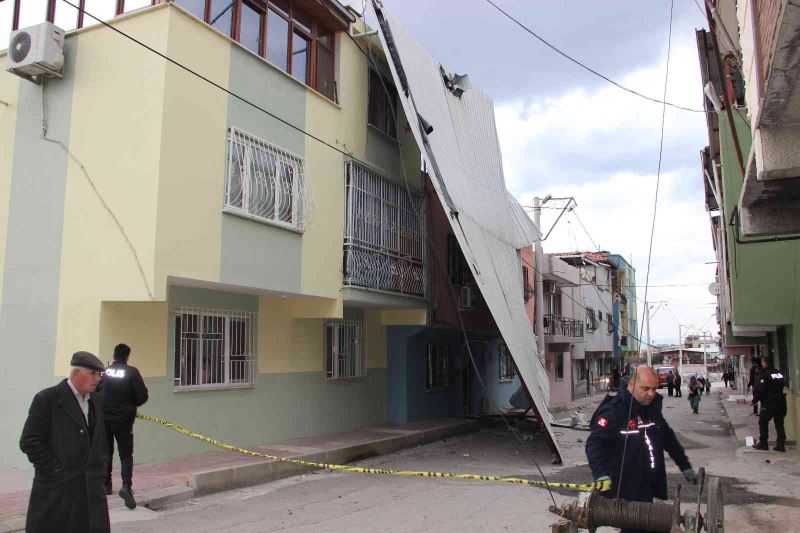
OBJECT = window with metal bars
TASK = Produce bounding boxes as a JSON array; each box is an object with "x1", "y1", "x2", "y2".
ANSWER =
[
  {"x1": 343, "y1": 162, "x2": 426, "y2": 297},
  {"x1": 586, "y1": 308, "x2": 598, "y2": 331},
  {"x1": 368, "y1": 68, "x2": 397, "y2": 138},
  {"x1": 426, "y1": 343, "x2": 450, "y2": 390},
  {"x1": 498, "y1": 344, "x2": 515, "y2": 382},
  {"x1": 324, "y1": 320, "x2": 366, "y2": 380},
  {"x1": 225, "y1": 128, "x2": 307, "y2": 231},
  {"x1": 173, "y1": 307, "x2": 257, "y2": 389}
]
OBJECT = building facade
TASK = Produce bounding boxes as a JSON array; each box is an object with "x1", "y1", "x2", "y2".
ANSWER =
[{"x1": 696, "y1": 1, "x2": 800, "y2": 436}]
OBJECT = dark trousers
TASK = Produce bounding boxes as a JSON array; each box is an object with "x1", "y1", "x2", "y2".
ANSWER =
[
  {"x1": 753, "y1": 400, "x2": 760, "y2": 415},
  {"x1": 675, "y1": 385, "x2": 682, "y2": 397},
  {"x1": 759, "y1": 405, "x2": 787, "y2": 447},
  {"x1": 667, "y1": 384, "x2": 673, "y2": 397},
  {"x1": 106, "y1": 420, "x2": 135, "y2": 487}
]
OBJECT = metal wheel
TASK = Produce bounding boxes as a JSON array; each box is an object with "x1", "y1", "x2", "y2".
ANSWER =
[{"x1": 705, "y1": 476, "x2": 725, "y2": 532}]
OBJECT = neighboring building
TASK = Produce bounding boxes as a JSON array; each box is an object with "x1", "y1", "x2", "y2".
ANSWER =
[
  {"x1": 0, "y1": 1, "x2": 561, "y2": 466},
  {"x1": 695, "y1": 1, "x2": 800, "y2": 433},
  {"x1": 557, "y1": 252, "x2": 615, "y2": 396},
  {"x1": 605, "y1": 254, "x2": 639, "y2": 360}
]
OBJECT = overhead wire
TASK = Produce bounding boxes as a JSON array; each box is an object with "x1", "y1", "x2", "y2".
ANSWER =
[
  {"x1": 618, "y1": 0, "x2": 675, "y2": 500},
  {"x1": 480, "y1": 0, "x2": 707, "y2": 114},
  {"x1": 569, "y1": 207, "x2": 600, "y2": 251}
]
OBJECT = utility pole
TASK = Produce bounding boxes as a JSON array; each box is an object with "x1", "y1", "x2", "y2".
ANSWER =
[
  {"x1": 702, "y1": 331, "x2": 708, "y2": 376},
  {"x1": 533, "y1": 196, "x2": 546, "y2": 358},
  {"x1": 678, "y1": 324, "x2": 683, "y2": 378},
  {"x1": 644, "y1": 301, "x2": 667, "y2": 367}
]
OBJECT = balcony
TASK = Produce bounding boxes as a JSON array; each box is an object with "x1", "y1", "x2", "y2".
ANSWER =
[
  {"x1": 342, "y1": 162, "x2": 427, "y2": 298},
  {"x1": 543, "y1": 314, "x2": 584, "y2": 347},
  {"x1": 542, "y1": 255, "x2": 580, "y2": 287}
]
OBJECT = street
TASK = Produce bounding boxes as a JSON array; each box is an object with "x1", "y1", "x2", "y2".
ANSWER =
[{"x1": 111, "y1": 388, "x2": 800, "y2": 532}]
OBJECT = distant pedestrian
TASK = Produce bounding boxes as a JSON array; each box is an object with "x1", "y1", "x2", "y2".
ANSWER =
[
  {"x1": 675, "y1": 373, "x2": 682, "y2": 397},
  {"x1": 666, "y1": 371, "x2": 675, "y2": 397},
  {"x1": 723, "y1": 370, "x2": 729, "y2": 388},
  {"x1": 748, "y1": 357, "x2": 762, "y2": 415},
  {"x1": 688, "y1": 376, "x2": 701, "y2": 414},
  {"x1": 752, "y1": 357, "x2": 787, "y2": 452},
  {"x1": 19, "y1": 351, "x2": 110, "y2": 533},
  {"x1": 101, "y1": 343, "x2": 149, "y2": 509},
  {"x1": 612, "y1": 368, "x2": 621, "y2": 390},
  {"x1": 697, "y1": 375, "x2": 706, "y2": 396},
  {"x1": 705, "y1": 375, "x2": 712, "y2": 395}
]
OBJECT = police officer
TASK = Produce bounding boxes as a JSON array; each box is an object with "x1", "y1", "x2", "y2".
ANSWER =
[
  {"x1": 586, "y1": 366, "x2": 697, "y2": 533},
  {"x1": 748, "y1": 357, "x2": 762, "y2": 415},
  {"x1": 752, "y1": 356, "x2": 786, "y2": 452},
  {"x1": 101, "y1": 343, "x2": 148, "y2": 509}
]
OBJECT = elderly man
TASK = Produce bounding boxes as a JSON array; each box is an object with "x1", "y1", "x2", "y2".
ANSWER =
[
  {"x1": 586, "y1": 366, "x2": 697, "y2": 533},
  {"x1": 20, "y1": 351, "x2": 110, "y2": 533}
]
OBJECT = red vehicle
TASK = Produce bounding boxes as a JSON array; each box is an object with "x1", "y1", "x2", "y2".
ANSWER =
[{"x1": 656, "y1": 366, "x2": 677, "y2": 389}]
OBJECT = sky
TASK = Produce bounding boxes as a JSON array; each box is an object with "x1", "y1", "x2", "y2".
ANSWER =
[{"x1": 0, "y1": 0, "x2": 719, "y2": 345}]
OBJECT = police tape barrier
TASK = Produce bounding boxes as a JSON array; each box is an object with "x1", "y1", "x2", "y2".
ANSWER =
[{"x1": 137, "y1": 413, "x2": 611, "y2": 493}]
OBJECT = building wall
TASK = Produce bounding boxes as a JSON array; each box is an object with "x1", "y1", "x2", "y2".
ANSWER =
[{"x1": 579, "y1": 264, "x2": 614, "y2": 353}]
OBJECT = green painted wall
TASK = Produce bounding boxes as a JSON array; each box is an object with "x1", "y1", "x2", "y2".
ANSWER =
[
  {"x1": 133, "y1": 370, "x2": 387, "y2": 463},
  {"x1": 0, "y1": 39, "x2": 79, "y2": 468}
]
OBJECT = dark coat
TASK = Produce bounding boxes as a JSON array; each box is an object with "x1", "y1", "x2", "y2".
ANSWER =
[
  {"x1": 757, "y1": 365, "x2": 787, "y2": 411},
  {"x1": 19, "y1": 379, "x2": 110, "y2": 533},
  {"x1": 586, "y1": 386, "x2": 691, "y2": 502},
  {"x1": 101, "y1": 361, "x2": 149, "y2": 424}
]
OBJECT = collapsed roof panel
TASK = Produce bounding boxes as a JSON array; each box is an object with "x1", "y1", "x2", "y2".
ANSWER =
[{"x1": 372, "y1": 1, "x2": 561, "y2": 460}]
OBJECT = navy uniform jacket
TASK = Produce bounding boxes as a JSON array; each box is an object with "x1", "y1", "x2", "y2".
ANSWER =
[
  {"x1": 756, "y1": 365, "x2": 786, "y2": 411},
  {"x1": 585, "y1": 386, "x2": 691, "y2": 501},
  {"x1": 100, "y1": 361, "x2": 148, "y2": 424}
]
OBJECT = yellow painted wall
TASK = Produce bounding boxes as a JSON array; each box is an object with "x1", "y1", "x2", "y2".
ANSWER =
[
  {"x1": 153, "y1": 7, "x2": 230, "y2": 296},
  {"x1": 259, "y1": 295, "x2": 324, "y2": 373},
  {"x1": 99, "y1": 301, "x2": 168, "y2": 377},
  {"x1": 380, "y1": 309, "x2": 427, "y2": 326},
  {"x1": 54, "y1": 9, "x2": 171, "y2": 375},
  {"x1": 786, "y1": 390, "x2": 799, "y2": 441},
  {"x1": 0, "y1": 64, "x2": 19, "y2": 305}
]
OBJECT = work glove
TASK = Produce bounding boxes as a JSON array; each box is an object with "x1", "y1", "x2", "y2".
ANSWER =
[
  {"x1": 682, "y1": 468, "x2": 698, "y2": 485},
  {"x1": 594, "y1": 475, "x2": 612, "y2": 492}
]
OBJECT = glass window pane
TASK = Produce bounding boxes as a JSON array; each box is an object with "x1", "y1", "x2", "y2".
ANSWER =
[
  {"x1": 240, "y1": 3, "x2": 262, "y2": 55},
  {"x1": 269, "y1": 0, "x2": 290, "y2": 17},
  {"x1": 122, "y1": 0, "x2": 153, "y2": 13},
  {"x1": 209, "y1": 0, "x2": 234, "y2": 36},
  {"x1": 82, "y1": 0, "x2": 117, "y2": 28},
  {"x1": 291, "y1": 31, "x2": 308, "y2": 84},
  {"x1": 317, "y1": 46, "x2": 335, "y2": 100},
  {"x1": 174, "y1": 0, "x2": 206, "y2": 20},
  {"x1": 266, "y1": 8, "x2": 288, "y2": 71},
  {"x1": 53, "y1": 1, "x2": 80, "y2": 31},
  {"x1": 318, "y1": 31, "x2": 333, "y2": 51},
  {"x1": 17, "y1": 0, "x2": 48, "y2": 29},
  {"x1": 278, "y1": 163, "x2": 294, "y2": 223},
  {"x1": 227, "y1": 142, "x2": 244, "y2": 209}
]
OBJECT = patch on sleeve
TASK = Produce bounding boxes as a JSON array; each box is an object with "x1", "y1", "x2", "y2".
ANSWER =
[{"x1": 597, "y1": 417, "x2": 608, "y2": 428}]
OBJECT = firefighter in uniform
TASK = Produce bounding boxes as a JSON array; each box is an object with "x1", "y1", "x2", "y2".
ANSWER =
[
  {"x1": 101, "y1": 343, "x2": 149, "y2": 509},
  {"x1": 752, "y1": 356, "x2": 787, "y2": 452},
  {"x1": 586, "y1": 366, "x2": 697, "y2": 533}
]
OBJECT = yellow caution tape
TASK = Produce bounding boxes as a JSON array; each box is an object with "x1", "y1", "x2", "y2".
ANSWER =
[{"x1": 137, "y1": 413, "x2": 610, "y2": 492}]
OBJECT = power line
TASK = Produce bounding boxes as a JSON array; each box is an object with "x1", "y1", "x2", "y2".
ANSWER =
[
  {"x1": 569, "y1": 207, "x2": 599, "y2": 251},
  {"x1": 480, "y1": 0, "x2": 706, "y2": 114}
]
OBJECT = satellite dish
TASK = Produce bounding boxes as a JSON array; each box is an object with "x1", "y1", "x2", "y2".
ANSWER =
[{"x1": 708, "y1": 282, "x2": 719, "y2": 296}]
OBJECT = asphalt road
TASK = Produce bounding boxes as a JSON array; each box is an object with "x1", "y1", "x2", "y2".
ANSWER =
[{"x1": 111, "y1": 389, "x2": 800, "y2": 532}]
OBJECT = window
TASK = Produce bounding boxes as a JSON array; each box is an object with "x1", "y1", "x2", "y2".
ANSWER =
[
  {"x1": 173, "y1": 307, "x2": 257, "y2": 389},
  {"x1": 586, "y1": 308, "x2": 598, "y2": 331},
  {"x1": 343, "y1": 162, "x2": 426, "y2": 296},
  {"x1": 499, "y1": 344, "x2": 515, "y2": 382},
  {"x1": 427, "y1": 344, "x2": 450, "y2": 390},
  {"x1": 522, "y1": 266, "x2": 530, "y2": 303},
  {"x1": 555, "y1": 352, "x2": 564, "y2": 381},
  {"x1": 368, "y1": 69, "x2": 398, "y2": 138},
  {"x1": 325, "y1": 320, "x2": 366, "y2": 380},
  {"x1": 447, "y1": 234, "x2": 469, "y2": 285},
  {"x1": 607, "y1": 312, "x2": 613, "y2": 334},
  {"x1": 225, "y1": 127, "x2": 308, "y2": 231}
]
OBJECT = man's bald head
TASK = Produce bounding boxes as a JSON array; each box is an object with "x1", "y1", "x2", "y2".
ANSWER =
[{"x1": 628, "y1": 366, "x2": 659, "y2": 406}]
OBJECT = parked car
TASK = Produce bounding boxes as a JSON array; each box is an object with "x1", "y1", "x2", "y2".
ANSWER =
[{"x1": 656, "y1": 366, "x2": 677, "y2": 389}]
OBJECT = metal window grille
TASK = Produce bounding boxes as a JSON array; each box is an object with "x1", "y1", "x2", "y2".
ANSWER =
[
  {"x1": 426, "y1": 344, "x2": 450, "y2": 390},
  {"x1": 324, "y1": 320, "x2": 366, "y2": 380},
  {"x1": 343, "y1": 162, "x2": 426, "y2": 297},
  {"x1": 225, "y1": 128, "x2": 313, "y2": 231},
  {"x1": 499, "y1": 344, "x2": 516, "y2": 382},
  {"x1": 173, "y1": 307, "x2": 257, "y2": 390}
]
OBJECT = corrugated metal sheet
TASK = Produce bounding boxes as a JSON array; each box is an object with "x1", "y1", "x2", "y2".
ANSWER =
[{"x1": 373, "y1": 3, "x2": 561, "y2": 460}]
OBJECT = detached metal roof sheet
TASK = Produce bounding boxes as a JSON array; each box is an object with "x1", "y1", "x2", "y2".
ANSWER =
[{"x1": 373, "y1": 2, "x2": 561, "y2": 460}]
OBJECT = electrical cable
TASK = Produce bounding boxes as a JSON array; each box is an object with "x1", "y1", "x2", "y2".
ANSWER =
[
  {"x1": 569, "y1": 207, "x2": 600, "y2": 251},
  {"x1": 480, "y1": 0, "x2": 706, "y2": 114},
  {"x1": 618, "y1": 0, "x2": 674, "y2": 500}
]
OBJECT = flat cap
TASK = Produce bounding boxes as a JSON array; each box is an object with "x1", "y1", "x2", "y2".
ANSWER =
[{"x1": 70, "y1": 351, "x2": 105, "y2": 372}]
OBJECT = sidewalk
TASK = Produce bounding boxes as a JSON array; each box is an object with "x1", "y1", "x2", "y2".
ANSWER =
[
  {"x1": 0, "y1": 418, "x2": 477, "y2": 533},
  {"x1": 718, "y1": 387, "x2": 797, "y2": 449}
]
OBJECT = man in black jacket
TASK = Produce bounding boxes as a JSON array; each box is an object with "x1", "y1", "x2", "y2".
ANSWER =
[
  {"x1": 752, "y1": 356, "x2": 787, "y2": 452},
  {"x1": 748, "y1": 357, "x2": 762, "y2": 415},
  {"x1": 20, "y1": 351, "x2": 110, "y2": 533},
  {"x1": 102, "y1": 343, "x2": 149, "y2": 508},
  {"x1": 586, "y1": 366, "x2": 697, "y2": 533}
]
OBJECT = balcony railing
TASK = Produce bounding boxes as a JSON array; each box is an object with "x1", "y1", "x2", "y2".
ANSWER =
[{"x1": 543, "y1": 314, "x2": 584, "y2": 338}]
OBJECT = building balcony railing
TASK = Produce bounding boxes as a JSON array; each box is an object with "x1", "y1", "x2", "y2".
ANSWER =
[{"x1": 543, "y1": 314, "x2": 584, "y2": 338}]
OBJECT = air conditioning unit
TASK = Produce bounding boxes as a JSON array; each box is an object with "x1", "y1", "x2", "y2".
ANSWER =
[
  {"x1": 6, "y1": 22, "x2": 65, "y2": 82},
  {"x1": 459, "y1": 286, "x2": 474, "y2": 310},
  {"x1": 543, "y1": 280, "x2": 556, "y2": 295}
]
